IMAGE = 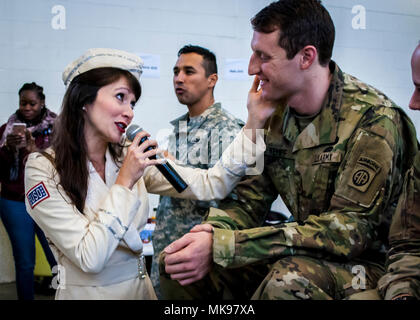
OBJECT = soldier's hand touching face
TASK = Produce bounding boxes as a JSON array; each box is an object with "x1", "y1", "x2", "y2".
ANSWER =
[{"x1": 245, "y1": 76, "x2": 281, "y2": 129}]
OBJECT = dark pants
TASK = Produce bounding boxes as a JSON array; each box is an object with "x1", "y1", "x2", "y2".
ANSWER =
[
  {"x1": 0, "y1": 198, "x2": 56, "y2": 300},
  {"x1": 159, "y1": 252, "x2": 384, "y2": 300},
  {"x1": 159, "y1": 251, "x2": 270, "y2": 300}
]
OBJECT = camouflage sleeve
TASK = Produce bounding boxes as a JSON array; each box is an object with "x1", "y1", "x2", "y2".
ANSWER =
[
  {"x1": 378, "y1": 152, "x2": 420, "y2": 299},
  {"x1": 208, "y1": 119, "x2": 243, "y2": 169},
  {"x1": 207, "y1": 108, "x2": 407, "y2": 268}
]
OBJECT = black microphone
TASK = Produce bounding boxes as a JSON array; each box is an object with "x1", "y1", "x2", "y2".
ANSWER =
[{"x1": 126, "y1": 124, "x2": 188, "y2": 193}]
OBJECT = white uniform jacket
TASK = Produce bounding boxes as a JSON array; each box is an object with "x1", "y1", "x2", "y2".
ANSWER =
[{"x1": 24, "y1": 129, "x2": 264, "y2": 300}]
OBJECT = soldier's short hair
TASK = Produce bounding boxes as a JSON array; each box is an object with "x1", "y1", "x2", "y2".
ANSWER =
[
  {"x1": 178, "y1": 45, "x2": 217, "y2": 77},
  {"x1": 251, "y1": 0, "x2": 335, "y2": 66}
]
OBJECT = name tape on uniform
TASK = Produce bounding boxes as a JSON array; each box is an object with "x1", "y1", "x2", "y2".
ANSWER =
[
  {"x1": 26, "y1": 182, "x2": 50, "y2": 209},
  {"x1": 312, "y1": 151, "x2": 342, "y2": 164}
]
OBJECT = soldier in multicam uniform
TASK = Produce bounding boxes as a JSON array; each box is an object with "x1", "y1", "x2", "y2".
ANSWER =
[
  {"x1": 361, "y1": 43, "x2": 420, "y2": 301},
  {"x1": 159, "y1": 0, "x2": 418, "y2": 300},
  {"x1": 379, "y1": 155, "x2": 420, "y2": 300},
  {"x1": 379, "y1": 43, "x2": 420, "y2": 301},
  {"x1": 150, "y1": 45, "x2": 244, "y2": 298}
]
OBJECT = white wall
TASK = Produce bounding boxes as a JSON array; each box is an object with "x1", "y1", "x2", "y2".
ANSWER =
[
  {"x1": 0, "y1": 0, "x2": 272, "y2": 130},
  {"x1": 1, "y1": 1, "x2": 418, "y2": 136},
  {"x1": 0, "y1": 0, "x2": 419, "y2": 265},
  {"x1": 326, "y1": 0, "x2": 420, "y2": 137}
]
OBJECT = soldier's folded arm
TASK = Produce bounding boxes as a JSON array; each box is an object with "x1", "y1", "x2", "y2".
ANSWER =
[
  {"x1": 206, "y1": 109, "x2": 406, "y2": 269},
  {"x1": 378, "y1": 153, "x2": 420, "y2": 300},
  {"x1": 379, "y1": 252, "x2": 420, "y2": 300}
]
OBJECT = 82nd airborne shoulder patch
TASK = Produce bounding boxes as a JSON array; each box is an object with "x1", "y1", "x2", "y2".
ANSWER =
[
  {"x1": 26, "y1": 182, "x2": 50, "y2": 209},
  {"x1": 348, "y1": 156, "x2": 382, "y2": 193}
]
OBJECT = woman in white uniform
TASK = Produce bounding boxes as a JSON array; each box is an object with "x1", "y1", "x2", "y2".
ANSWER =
[{"x1": 24, "y1": 48, "x2": 273, "y2": 300}]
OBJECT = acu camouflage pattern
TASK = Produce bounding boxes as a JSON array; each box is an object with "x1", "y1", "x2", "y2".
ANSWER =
[
  {"x1": 189, "y1": 62, "x2": 418, "y2": 299},
  {"x1": 378, "y1": 151, "x2": 420, "y2": 299},
  {"x1": 151, "y1": 102, "x2": 243, "y2": 297}
]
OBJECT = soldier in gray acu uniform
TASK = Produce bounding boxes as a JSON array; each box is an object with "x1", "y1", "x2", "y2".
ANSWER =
[
  {"x1": 150, "y1": 45, "x2": 243, "y2": 298},
  {"x1": 160, "y1": 0, "x2": 418, "y2": 300}
]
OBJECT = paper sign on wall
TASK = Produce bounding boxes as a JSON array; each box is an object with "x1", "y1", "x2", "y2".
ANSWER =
[
  {"x1": 138, "y1": 53, "x2": 161, "y2": 78},
  {"x1": 224, "y1": 59, "x2": 249, "y2": 81}
]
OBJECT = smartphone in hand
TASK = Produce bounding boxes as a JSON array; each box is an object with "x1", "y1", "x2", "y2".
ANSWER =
[{"x1": 11, "y1": 123, "x2": 27, "y2": 148}]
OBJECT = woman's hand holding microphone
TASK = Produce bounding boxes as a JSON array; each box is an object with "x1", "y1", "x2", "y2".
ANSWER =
[{"x1": 115, "y1": 130, "x2": 165, "y2": 190}]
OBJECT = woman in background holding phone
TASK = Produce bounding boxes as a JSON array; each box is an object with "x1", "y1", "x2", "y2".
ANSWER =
[{"x1": 0, "y1": 82, "x2": 57, "y2": 300}]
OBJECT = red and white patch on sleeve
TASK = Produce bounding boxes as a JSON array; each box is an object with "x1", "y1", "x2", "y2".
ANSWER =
[{"x1": 26, "y1": 182, "x2": 50, "y2": 209}]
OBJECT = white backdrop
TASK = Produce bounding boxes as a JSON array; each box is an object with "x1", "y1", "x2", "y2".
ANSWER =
[{"x1": 1, "y1": 0, "x2": 419, "y2": 135}]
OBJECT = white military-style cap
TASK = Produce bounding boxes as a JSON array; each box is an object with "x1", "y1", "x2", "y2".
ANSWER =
[{"x1": 62, "y1": 48, "x2": 143, "y2": 87}]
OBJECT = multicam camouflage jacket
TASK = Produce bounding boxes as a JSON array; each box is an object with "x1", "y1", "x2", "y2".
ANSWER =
[
  {"x1": 151, "y1": 103, "x2": 243, "y2": 290},
  {"x1": 205, "y1": 62, "x2": 418, "y2": 269},
  {"x1": 378, "y1": 151, "x2": 420, "y2": 299}
]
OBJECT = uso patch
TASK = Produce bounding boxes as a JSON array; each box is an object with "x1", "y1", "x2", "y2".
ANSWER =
[{"x1": 26, "y1": 182, "x2": 50, "y2": 209}]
